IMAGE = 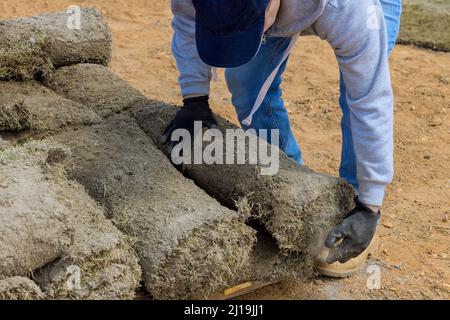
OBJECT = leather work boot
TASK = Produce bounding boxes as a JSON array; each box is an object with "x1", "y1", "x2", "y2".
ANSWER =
[{"x1": 315, "y1": 236, "x2": 378, "y2": 278}]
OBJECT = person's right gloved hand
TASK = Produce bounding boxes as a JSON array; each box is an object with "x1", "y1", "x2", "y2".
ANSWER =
[
  {"x1": 325, "y1": 197, "x2": 381, "y2": 264},
  {"x1": 160, "y1": 95, "x2": 218, "y2": 153}
]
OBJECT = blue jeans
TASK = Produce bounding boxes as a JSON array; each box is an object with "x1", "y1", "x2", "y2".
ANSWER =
[{"x1": 225, "y1": 0, "x2": 402, "y2": 190}]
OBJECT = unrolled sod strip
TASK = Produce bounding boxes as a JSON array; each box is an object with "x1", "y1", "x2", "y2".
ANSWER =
[
  {"x1": 54, "y1": 115, "x2": 256, "y2": 299},
  {"x1": 0, "y1": 8, "x2": 111, "y2": 80}
]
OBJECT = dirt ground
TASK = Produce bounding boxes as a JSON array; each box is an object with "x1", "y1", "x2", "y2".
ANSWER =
[{"x1": 1, "y1": 0, "x2": 448, "y2": 299}]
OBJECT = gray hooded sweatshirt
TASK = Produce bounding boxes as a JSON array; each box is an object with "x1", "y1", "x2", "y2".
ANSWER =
[{"x1": 170, "y1": 0, "x2": 394, "y2": 207}]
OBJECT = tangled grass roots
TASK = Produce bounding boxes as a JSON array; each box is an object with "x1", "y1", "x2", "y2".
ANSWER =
[
  {"x1": 0, "y1": 277, "x2": 44, "y2": 300},
  {"x1": 0, "y1": 44, "x2": 53, "y2": 81},
  {"x1": 0, "y1": 139, "x2": 57, "y2": 163},
  {"x1": 151, "y1": 219, "x2": 256, "y2": 300},
  {"x1": 1, "y1": 142, "x2": 141, "y2": 299},
  {"x1": 41, "y1": 242, "x2": 141, "y2": 300}
]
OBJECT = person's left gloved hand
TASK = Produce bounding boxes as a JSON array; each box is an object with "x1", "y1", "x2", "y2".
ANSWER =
[{"x1": 325, "y1": 197, "x2": 381, "y2": 264}]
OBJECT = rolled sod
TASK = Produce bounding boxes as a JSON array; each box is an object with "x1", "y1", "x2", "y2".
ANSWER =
[
  {"x1": 46, "y1": 63, "x2": 355, "y2": 269},
  {"x1": 0, "y1": 8, "x2": 111, "y2": 80},
  {"x1": 53, "y1": 115, "x2": 256, "y2": 299},
  {"x1": 34, "y1": 158, "x2": 142, "y2": 300},
  {"x1": 0, "y1": 141, "x2": 141, "y2": 299},
  {"x1": 0, "y1": 80, "x2": 100, "y2": 131},
  {"x1": 0, "y1": 8, "x2": 359, "y2": 299}
]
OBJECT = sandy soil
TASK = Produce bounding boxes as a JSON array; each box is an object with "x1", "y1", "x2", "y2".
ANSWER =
[{"x1": 1, "y1": 0, "x2": 448, "y2": 299}]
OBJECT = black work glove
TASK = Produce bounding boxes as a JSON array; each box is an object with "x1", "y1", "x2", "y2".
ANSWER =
[
  {"x1": 325, "y1": 197, "x2": 381, "y2": 264},
  {"x1": 160, "y1": 95, "x2": 218, "y2": 153}
]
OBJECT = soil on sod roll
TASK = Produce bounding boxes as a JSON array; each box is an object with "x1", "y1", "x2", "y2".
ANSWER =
[
  {"x1": 54, "y1": 115, "x2": 256, "y2": 299},
  {"x1": 134, "y1": 102, "x2": 355, "y2": 260},
  {"x1": 0, "y1": 141, "x2": 141, "y2": 299},
  {"x1": 0, "y1": 80, "x2": 100, "y2": 131},
  {"x1": 45, "y1": 64, "x2": 148, "y2": 118},
  {"x1": 0, "y1": 8, "x2": 111, "y2": 80}
]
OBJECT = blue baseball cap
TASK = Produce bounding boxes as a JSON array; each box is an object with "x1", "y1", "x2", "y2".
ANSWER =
[{"x1": 193, "y1": 0, "x2": 270, "y2": 68}]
